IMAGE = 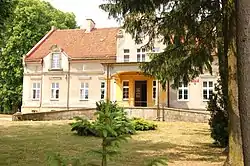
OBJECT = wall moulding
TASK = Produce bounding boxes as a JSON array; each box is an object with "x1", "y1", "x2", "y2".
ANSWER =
[
  {"x1": 78, "y1": 76, "x2": 92, "y2": 80},
  {"x1": 49, "y1": 77, "x2": 62, "y2": 80}
]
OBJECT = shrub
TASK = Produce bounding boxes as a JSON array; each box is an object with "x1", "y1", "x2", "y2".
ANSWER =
[
  {"x1": 132, "y1": 118, "x2": 157, "y2": 131},
  {"x1": 70, "y1": 101, "x2": 135, "y2": 137},
  {"x1": 207, "y1": 80, "x2": 228, "y2": 147},
  {"x1": 70, "y1": 102, "x2": 158, "y2": 138},
  {"x1": 70, "y1": 117, "x2": 98, "y2": 136}
]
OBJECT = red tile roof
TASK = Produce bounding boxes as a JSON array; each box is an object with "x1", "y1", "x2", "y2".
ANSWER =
[{"x1": 25, "y1": 27, "x2": 119, "y2": 62}]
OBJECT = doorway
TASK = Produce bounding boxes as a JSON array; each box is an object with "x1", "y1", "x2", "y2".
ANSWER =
[{"x1": 134, "y1": 81, "x2": 147, "y2": 107}]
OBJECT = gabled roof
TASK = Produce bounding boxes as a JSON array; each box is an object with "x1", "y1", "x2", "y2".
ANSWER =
[{"x1": 25, "y1": 27, "x2": 119, "y2": 62}]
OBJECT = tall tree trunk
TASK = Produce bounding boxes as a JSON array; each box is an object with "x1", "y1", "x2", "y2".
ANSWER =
[
  {"x1": 225, "y1": 40, "x2": 244, "y2": 166},
  {"x1": 223, "y1": 1, "x2": 244, "y2": 164},
  {"x1": 102, "y1": 137, "x2": 107, "y2": 166},
  {"x1": 236, "y1": 0, "x2": 250, "y2": 164}
]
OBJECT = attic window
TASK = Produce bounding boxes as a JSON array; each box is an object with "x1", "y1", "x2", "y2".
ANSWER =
[{"x1": 51, "y1": 53, "x2": 61, "y2": 69}]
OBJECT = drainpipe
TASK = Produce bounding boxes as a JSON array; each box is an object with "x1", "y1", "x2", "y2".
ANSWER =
[
  {"x1": 39, "y1": 60, "x2": 44, "y2": 112},
  {"x1": 67, "y1": 59, "x2": 70, "y2": 111}
]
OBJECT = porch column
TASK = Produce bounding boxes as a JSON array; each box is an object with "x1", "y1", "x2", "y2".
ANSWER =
[
  {"x1": 155, "y1": 80, "x2": 159, "y2": 106},
  {"x1": 111, "y1": 77, "x2": 116, "y2": 102},
  {"x1": 166, "y1": 81, "x2": 170, "y2": 107},
  {"x1": 130, "y1": 80, "x2": 134, "y2": 106},
  {"x1": 106, "y1": 64, "x2": 111, "y2": 102},
  {"x1": 156, "y1": 80, "x2": 160, "y2": 120}
]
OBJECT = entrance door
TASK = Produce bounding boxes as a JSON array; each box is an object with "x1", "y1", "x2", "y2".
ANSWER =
[{"x1": 134, "y1": 81, "x2": 147, "y2": 107}]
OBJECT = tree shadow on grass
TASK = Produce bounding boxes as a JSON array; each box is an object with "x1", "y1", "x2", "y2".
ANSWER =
[
  {"x1": 114, "y1": 139, "x2": 225, "y2": 166},
  {"x1": 181, "y1": 128, "x2": 211, "y2": 136}
]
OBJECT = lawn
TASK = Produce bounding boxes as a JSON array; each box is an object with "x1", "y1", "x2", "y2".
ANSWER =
[{"x1": 0, "y1": 120, "x2": 226, "y2": 166}]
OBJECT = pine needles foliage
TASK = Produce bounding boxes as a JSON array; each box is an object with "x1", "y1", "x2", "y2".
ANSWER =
[
  {"x1": 89, "y1": 101, "x2": 133, "y2": 166},
  {"x1": 70, "y1": 117, "x2": 98, "y2": 136},
  {"x1": 207, "y1": 80, "x2": 228, "y2": 147}
]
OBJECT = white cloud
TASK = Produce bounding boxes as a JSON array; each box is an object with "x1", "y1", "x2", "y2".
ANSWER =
[{"x1": 45, "y1": 0, "x2": 120, "y2": 28}]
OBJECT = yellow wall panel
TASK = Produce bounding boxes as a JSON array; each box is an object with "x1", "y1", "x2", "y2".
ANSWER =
[{"x1": 114, "y1": 73, "x2": 155, "y2": 107}]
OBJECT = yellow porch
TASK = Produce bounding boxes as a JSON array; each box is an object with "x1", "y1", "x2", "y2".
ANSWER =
[{"x1": 111, "y1": 72, "x2": 166, "y2": 107}]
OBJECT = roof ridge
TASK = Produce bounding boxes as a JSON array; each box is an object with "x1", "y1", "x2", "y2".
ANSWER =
[
  {"x1": 56, "y1": 29, "x2": 85, "y2": 31},
  {"x1": 56, "y1": 27, "x2": 120, "y2": 32},
  {"x1": 95, "y1": 27, "x2": 120, "y2": 29}
]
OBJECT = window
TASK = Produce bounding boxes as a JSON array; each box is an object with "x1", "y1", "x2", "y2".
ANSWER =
[
  {"x1": 124, "y1": 55, "x2": 130, "y2": 62},
  {"x1": 51, "y1": 53, "x2": 61, "y2": 69},
  {"x1": 124, "y1": 49, "x2": 129, "y2": 53},
  {"x1": 178, "y1": 82, "x2": 189, "y2": 101},
  {"x1": 100, "y1": 81, "x2": 106, "y2": 100},
  {"x1": 80, "y1": 82, "x2": 89, "y2": 100},
  {"x1": 203, "y1": 81, "x2": 214, "y2": 100},
  {"x1": 51, "y1": 82, "x2": 59, "y2": 99},
  {"x1": 32, "y1": 82, "x2": 40, "y2": 100},
  {"x1": 123, "y1": 49, "x2": 130, "y2": 62},
  {"x1": 122, "y1": 81, "x2": 129, "y2": 100},
  {"x1": 152, "y1": 80, "x2": 157, "y2": 100},
  {"x1": 137, "y1": 48, "x2": 146, "y2": 62}
]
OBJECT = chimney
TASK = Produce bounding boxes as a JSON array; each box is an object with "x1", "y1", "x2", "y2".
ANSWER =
[{"x1": 85, "y1": 19, "x2": 95, "y2": 32}]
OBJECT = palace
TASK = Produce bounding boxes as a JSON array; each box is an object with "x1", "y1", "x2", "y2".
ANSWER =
[{"x1": 21, "y1": 19, "x2": 219, "y2": 113}]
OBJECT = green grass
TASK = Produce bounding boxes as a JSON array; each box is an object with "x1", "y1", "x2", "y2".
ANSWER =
[{"x1": 0, "y1": 121, "x2": 226, "y2": 166}]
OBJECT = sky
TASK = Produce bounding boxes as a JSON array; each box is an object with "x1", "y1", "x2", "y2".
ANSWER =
[{"x1": 45, "y1": 0, "x2": 120, "y2": 28}]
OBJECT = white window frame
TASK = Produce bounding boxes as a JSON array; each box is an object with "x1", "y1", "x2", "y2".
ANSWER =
[
  {"x1": 122, "y1": 80, "x2": 129, "y2": 100},
  {"x1": 152, "y1": 80, "x2": 157, "y2": 100},
  {"x1": 51, "y1": 53, "x2": 61, "y2": 69},
  {"x1": 51, "y1": 82, "x2": 59, "y2": 100},
  {"x1": 177, "y1": 82, "x2": 189, "y2": 101},
  {"x1": 124, "y1": 54, "x2": 130, "y2": 62},
  {"x1": 202, "y1": 81, "x2": 214, "y2": 101},
  {"x1": 137, "y1": 48, "x2": 146, "y2": 62},
  {"x1": 100, "y1": 81, "x2": 106, "y2": 100},
  {"x1": 123, "y1": 49, "x2": 130, "y2": 62},
  {"x1": 80, "y1": 82, "x2": 89, "y2": 100},
  {"x1": 32, "y1": 82, "x2": 40, "y2": 100}
]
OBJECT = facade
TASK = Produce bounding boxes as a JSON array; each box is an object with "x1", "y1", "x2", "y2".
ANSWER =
[{"x1": 21, "y1": 19, "x2": 219, "y2": 113}]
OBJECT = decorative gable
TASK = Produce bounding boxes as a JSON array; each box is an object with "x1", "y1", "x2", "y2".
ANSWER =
[{"x1": 50, "y1": 44, "x2": 62, "y2": 53}]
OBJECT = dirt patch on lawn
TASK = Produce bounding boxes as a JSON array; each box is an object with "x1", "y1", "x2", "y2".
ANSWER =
[
  {"x1": 0, "y1": 114, "x2": 12, "y2": 122},
  {"x1": 0, "y1": 120, "x2": 73, "y2": 127},
  {"x1": 0, "y1": 114, "x2": 12, "y2": 118}
]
